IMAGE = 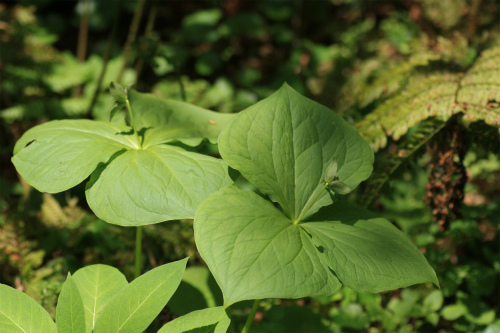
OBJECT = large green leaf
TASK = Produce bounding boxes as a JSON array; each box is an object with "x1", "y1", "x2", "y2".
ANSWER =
[
  {"x1": 12, "y1": 93, "x2": 234, "y2": 226},
  {"x1": 195, "y1": 187, "x2": 438, "y2": 306},
  {"x1": 195, "y1": 84, "x2": 437, "y2": 306},
  {"x1": 302, "y1": 204, "x2": 439, "y2": 293},
  {"x1": 0, "y1": 284, "x2": 57, "y2": 333},
  {"x1": 93, "y1": 258, "x2": 187, "y2": 333},
  {"x1": 195, "y1": 186, "x2": 341, "y2": 306},
  {"x1": 218, "y1": 83, "x2": 373, "y2": 221},
  {"x1": 85, "y1": 145, "x2": 232, "y2": 225},
  {"x1": 72, "y1": 265, "x2": 128, "y2": 333},
  {"x1": 157, "y1": 307, "x2": 230, "y2": 333},
  {"x1": 12, "y1": 120, "x2": 134, "y2": 193},
  {"x1": 56, "y1": 274, "x2": 86, "y2": 333},
  {"x1": 129, "y1": 90, "x2": 235, "y2": 145}
]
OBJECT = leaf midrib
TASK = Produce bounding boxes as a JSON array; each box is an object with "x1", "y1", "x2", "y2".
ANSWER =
[
  {"x1": 115, "y1": 272, "x2": 174, "y2": 332},
  {"x1": 0, "y1": 304, "x2": 31, "y2": 333}
]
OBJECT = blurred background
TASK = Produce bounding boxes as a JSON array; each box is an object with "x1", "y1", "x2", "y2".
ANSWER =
[{"x1": 0, "y1": 0, "x2": 499, "y2": 332}]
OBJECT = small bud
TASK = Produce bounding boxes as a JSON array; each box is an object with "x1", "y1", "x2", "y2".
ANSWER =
[
  {"x1": 109, "y1": 82, "x2": 128, "y2": 102},
  {"x1": 328, "y1": 180, "x2": 352, "y2": 195},
  {"x1": 325, "y1": 158, "x2": 338, "y2": 184}
]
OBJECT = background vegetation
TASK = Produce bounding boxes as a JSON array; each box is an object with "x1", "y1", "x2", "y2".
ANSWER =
[{"x1": 1, "y1": 0, "x2": 499, "y2": 332}]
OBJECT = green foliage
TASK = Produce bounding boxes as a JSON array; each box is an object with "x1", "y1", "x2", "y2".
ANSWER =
[
  {"x1": 56, "y1": 274, "x2": 86, "y2": 333},
  {"x1": 158, "y1": 307, "x2": 231, "y2": 333},
  {"x1": 11, "y1": 89, "x2": 233, "y2": 226},
  {"x1": 195, "y1": 84, "x2": 437, "y2": 306},
  {"x1": 0, "y1": 283, "x2": 58, "y2": 333},
  {"x1": 357, "y1": 46, "x2": 500, "y2": 152},
  {"x1": 0, "y1": 260, "x2": 212, "y2": 333},
  {"x1": 3, "y1": 1, "x2": 500, "y2": 332},
  {"x1": 72, "y1": 265, "x2": 128, "y2": 332},
  {"x1": 361, "y1": 118, "x2": 446, "y2": 207}
]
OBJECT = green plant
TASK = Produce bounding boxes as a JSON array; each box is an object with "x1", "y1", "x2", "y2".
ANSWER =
[
  {"x1": 356, "y1": 45, "x2": 500, "y2": 152},
  {"x1": 194, "y1": 84, "x2": 438, "y2": 331},
  {"x1": 11, "y1": 83, "x2": 233, "y2": 226},
  {"x1": 0, "y1": 258, "x2": 232, "y2": 333},
  {"x1": 6, "y1": 83, "x2": 439, "y2": 332}
]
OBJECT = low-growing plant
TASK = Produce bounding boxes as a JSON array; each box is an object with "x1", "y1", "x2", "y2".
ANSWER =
[{"x1": 4, "y1": 83, "x2": 439, "y2": 332}]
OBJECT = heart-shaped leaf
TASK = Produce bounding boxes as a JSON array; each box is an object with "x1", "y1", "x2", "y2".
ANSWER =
[
  {"x1": 56, "y1": 273, "x2": 86, "y2": 333},
  {"x1": 157, "y1": 307, "x2": 230, "y2": 333},
  {"x1": 12, "y1": 91, "x2": 234, "y2": 226},
  {"x1": 195, "y1": 84, "x2": 438, "y2": 306},
  {"x1": 93, "y1": 258, "x2": 187, "y2": 333},
  {"x1": 85, "y1": 145, "x2": 232, "y2": 225},
  {"x1": 0, "y1": 284, "x2": 57, "y2": 333},
  {"x1": 218, "y1": 83, "x2": 373, "y2": 221},
  {"x1": 72, "y1": 265, "x2": 128, "y2": 332}
]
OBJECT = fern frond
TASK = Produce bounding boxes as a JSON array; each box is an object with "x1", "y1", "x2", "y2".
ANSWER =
[
  {"x1": 458, "y1": 47, "x2": 500, "y2": 126},
  {"x1": 360, "y1": 118, "x2": 447, "y2": 208},
  {"x1": 357, "y1": 46, "x2": 500, "y2": 151},
  {"x1": 360, "y1": 52, "x2": 442, "y2": 109},
  {"x1": 356, "y1": 73, "x2": 459, "y2": 151}
]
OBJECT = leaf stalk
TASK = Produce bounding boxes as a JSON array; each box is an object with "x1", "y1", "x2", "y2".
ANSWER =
[
  {"x1": 125, "y1": 98, "x2": 142, "y2": 148},
  {"x1": 241, "y1": 299, "x2": 260, "y2": 333},
  {"x1": 135, "y1": 226, "x2": 143, "y2": 279},
  {"x1": 294, "y1": 182, "x2": 329, "y2": 224}
]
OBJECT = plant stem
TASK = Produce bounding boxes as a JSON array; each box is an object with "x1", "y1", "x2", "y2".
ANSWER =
[
  {"x1": 125, "y1": 98, "x2": 141, "y2": 148},
  {"x1": 294, "y1": 182, "x2": 329, "y2": 224},
  {"x1": 135, "y1": 226, "x2": 143, "y2": 279},
  {"x1": 87, "y1": 2, "x2": 121, "y2": 115},
  {"x1": 135, "y1": 3, "x2": 157, "y2": 83},
  {"x1": 74, "y1": 0, "x2": 90, "y2": 97},
  {"x1": 242, "y1": 299, "x2": 260, "y2": 333},
  {"x1": 117, "y1": 0, "x2": 146, "y2": 83}
]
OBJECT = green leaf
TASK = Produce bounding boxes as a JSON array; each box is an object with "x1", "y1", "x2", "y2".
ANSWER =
[
  {"x1": 157, "y1": 307, "x2": 230, "y2": 333},
  {"x1": 423, "y1": 290, "x2": 443, "y2": 313},
  {"x1": 128, "y1": 90, "x2": 235, "y2": 145},
  {"x1": 86, "y1": 145, "x2": 232, "y2": 226},
  {"x1": 441, "y1": 304, "x2": 467, "y2": 321},
  {"x1": 195, "y1": 84, "x2": 437, "y2": 305},
  {"x1": 306, "y1": 205, "x2": 438, "y2": 292},
  {"x1": 93, "y1": 258, "x2": 187, "y2": 333},
  {"x1": 72, "y1": 265, "x2": 128, "y2": 333},
  {"x1": 0, "y1": 284, "x2": 57, "y2": 333},
  {"x1": 109, "y1": 82, "x2": 128, "y2": 103},
  {"x1": 196, "y1": 187, "x2": 438, "y2": 305},
  {"x1": 195, "y1": 186, "x2": 341, "y2": 306},
  {"x1": 56, "y1": 274, "x2": 86, "y2": 333},
  {"x1": 12, "y1": 95, "x2": 233, "y2": 226},
  {"x1": 218, "y1": 83, "x2": 373, "y2": 221},
  {"x1": 12, "y1": 120, "x2": 135, "y2": 193}
]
